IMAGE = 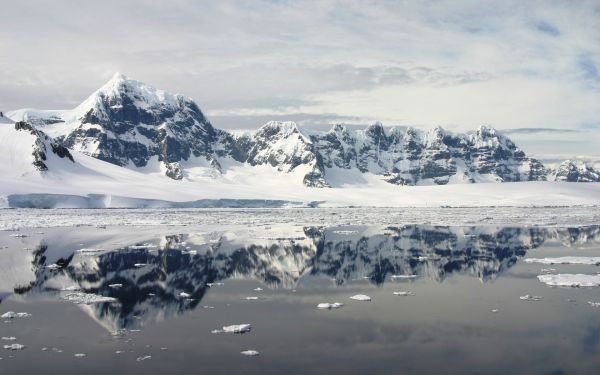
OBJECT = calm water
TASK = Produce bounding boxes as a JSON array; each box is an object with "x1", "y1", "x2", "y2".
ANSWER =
[{"x1": 1, "y1": 224, "x2": 600, "y2": 374}]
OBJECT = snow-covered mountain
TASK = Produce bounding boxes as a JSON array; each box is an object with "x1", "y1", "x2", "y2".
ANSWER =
[
  {"x1": 8, "y1": 73, "x2": 596, "y2": 188},
  {"x1": 550, "y1": 160, "x2": 600, "y2": 182}
]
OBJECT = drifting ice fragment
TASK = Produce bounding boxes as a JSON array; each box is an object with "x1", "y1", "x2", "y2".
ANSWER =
[
  {"x1": 134, "y1": 263, "x2": 146, "y2": 268},
  {"x1": 45, "y1": 264, "x2": 61, "y2": 270},
  {"x1": 393, "y1": 291, "x2": 415, "y2": 296},
  {"x1": 317, "y1": 302, "x2": 343, "y2": 309},
  {"x1": 491, "y1": 309, "x2": 499, "y2": 313},
  {"x1": 241, "y1": 350, "x2": 260, "y2": 356},
  {"x1": 136, "y1": 355, "x2": 152, "y2": 362},
  {"x1": 1, "y1": 311, "x2": 31, "y2": 319},
  {"x1": 588, "y1": 301, "x2": 600, "y2": 307},
  {"x1": 526, "y1": 257, "x2": 600, "y2": 265},
  {"x1": 108, "y1": 284, "x2": 123, "y2": 289},
  {"x1": 2, "y1": 343, "x2": 24, "y2": 352},
  {"x1": 391, "y1": 275, "x2": 418, "y2": 279},
  {"x1": 74, "y1": 353, "x2": 87, "y2": 358},
  {"x1": 179, "y1": 292, "x2": 191, "y2": 298},
  {"x1": 253, "y1": 287, "x2": 263, "y2": 292},
  {"x1": 61, "y1": 286, "x2": 81, "y2": 291},
  {"x1": 1, "y1": 337, "x2": 16, "y2": 341},
  {"x1": 519, "y1": 294, "x2": 542, "y2": 301},
  {"x1": 216, "y1": 324, "x2": 252, "y2": 334},
  {"x1": 245, "y1": 296, "x2": 259, "y2": 300},
  {"x1": 349, "y1": 294, "x2": 371, "y2": 301},
  {"x1": 61, "y1": 292, "x2": 117, "y2": 304},
  {"x1": 537, "y1": 274, "x2": 600, "y2": 287}
]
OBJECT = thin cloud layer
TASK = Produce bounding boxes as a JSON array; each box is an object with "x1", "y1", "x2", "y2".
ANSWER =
[{"x1": 0, "y1": 0, "x2": 598, "y2": 151}]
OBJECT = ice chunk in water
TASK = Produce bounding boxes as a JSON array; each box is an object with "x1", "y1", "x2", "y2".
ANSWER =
[
  {"x1": 317, "y1": 302, "x2": 343, "y2": 309},
  {"x1": 349, "y1": 294, "x2": 371, "y2": 301},
  {"x1": 74, "y1": 353, "x2": 87, "y2": 358},
  {"x1": 61, "y1": 292, "x2": 117, "y2": 304},
  {"x1": 179, "y1": 292, "x2": 191, "y2": 298},
  {"x1": 1, "y1": 311, "x2": 31, "y2": 319},
  {"x1": 241, "y1": 350, "x2": 260, "y2": 356},
  {"x1": 245, "y1": 296, "x2": 259, "y2": 300},
  {"x1": 393, "y1": 291, "x2": 415, "y2": 296},
  {"x1": 537, "y1": 274, "x2": 600, "y2": 287},
  {"x1": 1, "y1": 337, "x2": 16, "y2": 341},
  {"x1": 526, "y1": 257, "x2": 600, "y2": 265},
  {"x1": 221, "y1": 324, "x2": 252, "y2": 334},
  {"x1": 519, "y1": 294, "x2": 542, "y2": 301},
  {"x1": 588, "y1": 301, "x2": 600, "y2": 307},
  {"x1": 136, "y1": 355, "x2": 152, "y2": 362},
  {"x1": 3, "y1": 344, "x2": 25, "y2": 350},
  {"x1": 108, "y1": 284, "x2": 123, "y2": 289}
]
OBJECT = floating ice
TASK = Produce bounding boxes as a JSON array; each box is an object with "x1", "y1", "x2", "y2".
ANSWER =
[
  {"x1": 108, "y1": 284, "x2": 123, "y2": 289},
  {"x1": 1, "y1": 337, "x2": 16, "y2": 341},
  {"x1": 253, "y1": 287, "x2": 263, "y2": 291},
  {"x1": 393, "y1": 291, "x2": 415, "y2": 296},
  {"x1": 136, "y1": 355, "x2": 152, "y2": 362},
  {"x1": 332, "y1": 230, "x2": 357, "y2": 235},
  {"x1": 491, "y1": 309, "x2": 499, "y2": 313},
  {"x1": 526, "y1": 257, "x2": 600, "y2": 265},
  {"x1": 3, "y1": 344, "x2": 25, "y2": 351},
  {"x1": 588, "y1": 301, "x2": 600, "y2": 307},
  {"x1": 519, "y1": 294, "x2": 542, "y2": 301},
  {"x1": 349, "y1": 294, "x2": 371, "y2": 301},
  {"x1": 77, "y1": 248, "x2": 105, "y2": 254},
  {"x1": 245, "y1": 296, "x2": 259, "y2": 301},
  {"x1": 179, "y1": 292, "x2": 191, "y2": 298},
  {"x1": 74, "y1": 353, "x2": 87, "y2": 358},
  {"x1": 391, "y1": 275, "x2": 418, "y2": 279},
  {"x1": 9, "y1": 234, "x2": 27, "y2": 238},
  {"x1": 214, "y1": 324, "x2": 252, "y2": 334},
  {"x1": 45, "y1": 264, "x2": 61, "y2": 270},
  {"x1": 317, "y1": 302, "x2": 343, "y2": 309},
  {"x1": 241, "y1": 350, "x2": 259, "y2": 356},
  {"x1": 61, "y1": 286, "x2": 81, "y2": 291},
  {"x1": 133, "y1": 263, "x2": 146, "y2": 268},
  {"x1": 1, "y1": 311, "x2": 31, "y2": 319},
  {"x1": 61, "y1": 292, "x2": 117, "y2": 304},
  {"x1": 537, "y1": 274, "x2": 600, "y2": 287}
]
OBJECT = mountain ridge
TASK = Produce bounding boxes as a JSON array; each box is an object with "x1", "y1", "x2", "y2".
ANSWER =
[{"x1": 5, "y1": 73, "x2": 599, "y2": 186}]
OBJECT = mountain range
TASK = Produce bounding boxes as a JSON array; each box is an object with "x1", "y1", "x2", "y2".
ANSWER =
[{"x1": 6, "y1": 73, "x2": 599, "y2": 186}]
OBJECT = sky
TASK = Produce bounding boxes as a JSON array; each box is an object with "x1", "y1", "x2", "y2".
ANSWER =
[{"x1": 1, "y1": 0, "x2": 599, "y2": 159}]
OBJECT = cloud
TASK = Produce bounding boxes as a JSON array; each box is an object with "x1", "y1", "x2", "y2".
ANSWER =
[
  {"x1": 502, "y1": 128, "x2": 580, "y2": 134},
  {"x1": 0, "y1": 0, "x2": 598, "y2": 159}
]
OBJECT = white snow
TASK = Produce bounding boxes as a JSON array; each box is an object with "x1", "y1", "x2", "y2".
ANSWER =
[
  {"x1": 525, "y1": 257, "x2": 600, "y2": 265},
  {"x1": 537, "y1": 274, "x2": 600, "y2": 287}
]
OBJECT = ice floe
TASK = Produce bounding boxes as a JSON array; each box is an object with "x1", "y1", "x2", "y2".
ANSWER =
[
  {"x1": 1, "y1": 337, "x2": 16, "y2": 341},
  {"x1": 391, "y1": 275, "x2": 418, "y2": 279},
  {"x1": 1, "y1": 311, "x2": 31, "y2": 319},
  {"x1": 136, "y1": 355, "x2": 152, "y2": 362},
  {"x1": 179, "y1": 292, "x2": 191, "y2": 298},
  {"x1": 241, "y1": 350, "x2": 260, "y2": 356},
  {"x1": 349, "y1": 294, "x2": 371, "y2": 301},
  {"x1": 244, "y1": 296, "x2": 259, "y2": 301},
  {"x1": 3, "y1": 344, "x2": 25, "y2": 351},
  {"x1": 588, "y1": 301, "x2": 600, "y2": 307},
  {"x1": 213, "y1": 324, "x2": 252, "y2": 334},
  {"x1": 537, "y1": 274, "x2": 600, "y2": 287},
  {"x1": 61, "y1": 292, "x2": 117, "y2": 304},
  {"x1": 61, "y1": 286, "x2": 81, "y2": 291},
  {"x1": 108, "y1": 284, "x2": 123, "y2": 289},
  {"x1": 317, "y1": 302, "x2": 343, "y2": 309},
  {"x1": 519, "y1": 294, "x2": 542, "y2": 301},
  {"x1": 74, "y1": 353, "x2": 87, "y2": 358},
  {"x1": 393, "y1": 291, "x2": 415, "y2": 296},
  {"x1": 526, "y1": 257, "x2": 600, "y2": 265}
]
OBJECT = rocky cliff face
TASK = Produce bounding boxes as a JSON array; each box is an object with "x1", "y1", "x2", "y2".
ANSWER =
[
  {"x1": 13, "y1": 121, "x2": 74, "y2": 171},
  {"x1": 7, "y1": 74, "x2": 594, "y2": 186},
  {"x1": 551, "y1": 160, "x2": 600, "y2": 182}
]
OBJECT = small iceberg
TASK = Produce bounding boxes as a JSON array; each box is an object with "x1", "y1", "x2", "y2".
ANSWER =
[
  {"x1": 588, "y1": 301, "x2": 600, "y2": 307},
  {"x1": 213, "y1": 324, "x2": 252, "y2": 334},
  {"x1": 349, "y1": 294, "x2": 371, "y2": 301},
  {"x1": 537, "y1": 274, "x2": 600, "y2": 287},
  {"x1": 3, "y1": 344, "x2": 25, "y2": 351},
  {"x1": 241, "y1": 350, "x2": 260, "y2": 356},
  {"x1": 179, "y1": 292, "x2": 191, "y2": 298},
  {"x1": 393, "y1": 291, "x2": 415, "y2": 296},
  {"x1": 1, "y1": 311, "x2": 31, "y2": 319},
  {"x1": 74, "y1": 353, "x2": 87, "y2": 358},
  {"x1": 61, "y1": 292, "x2": 117, "y2": 305},
  {"x1": 519, "y1": 294, "x2": 542, "y2": 301},
  {"x1": 526, "y1": 257, "x2": 600, "y2": 265},
  {"x1": 317, "y1": 302, "x2": 343, "y2": 309},
  {"x1": 391, "y1": 275, "x2": 418, "y2": 279},
  {"x1": 245, "y1": 296, "x2": 259, "y2": 300}
]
